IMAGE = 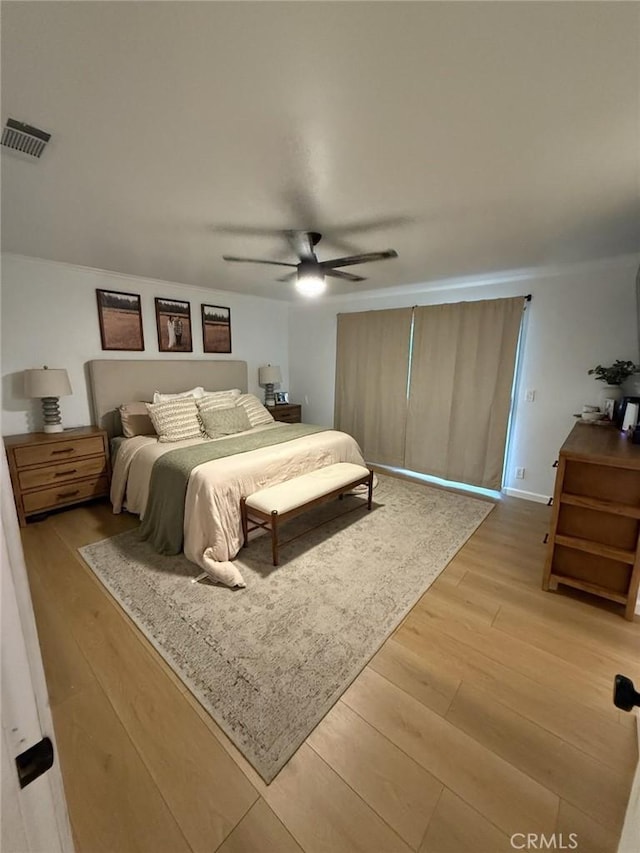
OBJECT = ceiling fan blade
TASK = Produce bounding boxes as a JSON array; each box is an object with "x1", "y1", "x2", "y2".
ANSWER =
[
  {"x1": 319, "y1": 249, "x2": 398, "y2": 269},
  {"x1": 286, "y1": 230, "x2": 320, "y2": 262},
  {"x1": 222, "y1": 256, "x2": 297, "y2": 268},
  {"x1": 324, "y1": 269, "x2": 366, "y2": 282},
  {"x1": 276, "y1": 272, "x2": 297, "y2": 283}
]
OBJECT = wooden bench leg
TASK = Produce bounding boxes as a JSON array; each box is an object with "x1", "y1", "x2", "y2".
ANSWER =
[
  {"x1": 240, "y1": 496, "x2": 248, "y2": 547},
  {"x1": 367, "y1": 469, "x2": 373, "y2": 510},
  {"x1": 271, "y1": 510, "x2": 279, "y2": 566}
]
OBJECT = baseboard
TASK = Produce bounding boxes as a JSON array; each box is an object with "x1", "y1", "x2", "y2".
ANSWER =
[{"x1": 502, "y1": 487, "x2": 550, "y2": 504}]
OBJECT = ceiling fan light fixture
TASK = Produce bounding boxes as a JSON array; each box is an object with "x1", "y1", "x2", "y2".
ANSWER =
[{"x1": 296, "y1": 273, "x2": 326, "y2": 297}]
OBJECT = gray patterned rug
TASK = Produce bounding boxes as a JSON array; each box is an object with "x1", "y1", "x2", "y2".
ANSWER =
[{"x1": 79, "y1": 474, "x2": 493, "y2": 782}]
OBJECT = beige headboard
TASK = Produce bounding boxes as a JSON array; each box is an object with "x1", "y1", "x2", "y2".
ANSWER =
[{"x1": 88, "y1": 359, "x2": 248, "y2": 437}]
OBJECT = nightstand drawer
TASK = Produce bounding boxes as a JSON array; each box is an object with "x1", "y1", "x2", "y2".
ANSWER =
[
  {"x1": 22, "y1": 475, "x2": 109, "y2": 514},
  {"x1": 272, "y1": 404, "x2": 302, "y2": 424},
  {"x1": 14, "y1": 435, "x2": 105, "y2": 468},
  {"x1": 18, "y1": 456, "x2": 108, "y2": 491}
]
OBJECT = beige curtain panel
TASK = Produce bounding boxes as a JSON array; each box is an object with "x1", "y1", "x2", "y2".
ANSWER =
[
  {"x1": 335, "y1": 308, "x2": 413, "y2": 466},
  {"x1": 405, "y1": 296, "x2": 524, "y2": 489}
]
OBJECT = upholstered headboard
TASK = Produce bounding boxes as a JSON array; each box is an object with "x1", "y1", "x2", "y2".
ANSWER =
[{"x1": 88, "y1": 359, "x2": 248, "y2": 437}]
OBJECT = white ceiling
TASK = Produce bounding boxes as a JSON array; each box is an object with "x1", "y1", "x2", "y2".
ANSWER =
[{"x1": 1, "y1": 1, "x2": 639, "y2": 300}]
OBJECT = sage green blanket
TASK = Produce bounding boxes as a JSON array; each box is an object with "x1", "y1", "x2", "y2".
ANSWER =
[{"x1": 139, "y1": 424, "x2": 328, "y2": 554}]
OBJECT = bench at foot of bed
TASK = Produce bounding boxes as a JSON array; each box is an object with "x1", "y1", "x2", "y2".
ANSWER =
[{"x1": 240, "y1": 462, "x2": 373, "y2": 566}]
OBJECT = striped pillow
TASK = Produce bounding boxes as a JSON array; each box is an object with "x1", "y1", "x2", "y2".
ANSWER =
[
  {"x1": 201, "y1": 388, "x2": 241, "y2": 399},
  {"x1": 235, "y1": 393, "x2": 275, "y2": 427},
  {"x1": 197, "y1": 391, "x2": 243, "y2": 413},
  {"x1": 146, "y1": 397, "x2": 202, "y2": 442}
]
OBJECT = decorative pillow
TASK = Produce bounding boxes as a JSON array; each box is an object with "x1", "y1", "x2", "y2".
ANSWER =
[
  {"x1": 198, "y1": 405, "x2": 252, "y2": 439},
  {"x1": 152, "y1": 386, "x2": 204, "y2": 404},
  {"x1": 235, "y1": 393, "x2": 275, "y2": 427},
  {"x1": 197, "y1": 391, "x2": 243, "y2": 413},
  {"x1": 119, "y1": 401, "x2": 156, "y2": 438},
  {"x1": 146, "y1": 397, "x2": 202, "y2": 442},
  {"x1": 200, "y1": 388, "x2": 242, "y2": 399}
]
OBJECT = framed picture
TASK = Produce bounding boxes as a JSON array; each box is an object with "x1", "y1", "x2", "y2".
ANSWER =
[
  {"x1": 155, "y1": 298, "x2": 192, "y2": 352},
  {"x1": 96, "y1": 289, "x2": 144, "y2": 351},
  {"x1": 274, "y1": 391, "x2": 289, "y2": 405},
  {"x1": 603, "y1": 398, "x2": 616, "y2": 421},
  {"x1": 201, "y1": 304, "x2": 232, "y2": 353}
]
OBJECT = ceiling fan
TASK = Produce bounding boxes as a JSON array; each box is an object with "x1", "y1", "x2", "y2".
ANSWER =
[{"x1": 223, "y1": 231, "x2": 398, "y2": 296}]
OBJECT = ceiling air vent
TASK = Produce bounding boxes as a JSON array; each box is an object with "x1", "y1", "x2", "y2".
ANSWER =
[{"x1": 1, "y1": 118, "x2": 51, "y2": 159}]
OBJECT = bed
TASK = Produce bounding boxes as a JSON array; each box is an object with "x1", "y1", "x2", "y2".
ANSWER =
[{"x1": 88, "y1": 359, "x2": 366, "y2": 583}]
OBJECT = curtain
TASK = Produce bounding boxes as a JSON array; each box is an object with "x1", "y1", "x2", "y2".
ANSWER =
[
  {"x1": 334, "y1": 308, "x2": 412, "y2": 466},
  {"x1": 405, "y1": 296, "x2": 524, "y2": 489}
]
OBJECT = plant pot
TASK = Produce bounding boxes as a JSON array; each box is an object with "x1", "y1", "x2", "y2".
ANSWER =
[{"x1": 600, "y1": 385, "x2": 623, "y2": 408}]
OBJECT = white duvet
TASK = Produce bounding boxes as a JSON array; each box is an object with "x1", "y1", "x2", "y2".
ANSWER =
[{"x1": 110, "y1": 424, "x2": 366, "y2": 580}]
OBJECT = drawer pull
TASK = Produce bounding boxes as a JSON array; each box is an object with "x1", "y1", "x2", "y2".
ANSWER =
[
  {"x1": 51, "y1": 448, "x2": 74, "y2": 455},
  {"x1": 552, "y1": 460, "x2": 559, "y2": 468},
  {"x1": 547, "y1": 497, "x2": 554, "y2": 506},
  {"x1": 56, "y1": 490, "x2": 80, "y2": 499},
  {"x1": 54, "y1": 469, "x2": 77, "y2": 477},
  {"x1": 543, "y1": 533, "x2": 549, "y2": 544}
]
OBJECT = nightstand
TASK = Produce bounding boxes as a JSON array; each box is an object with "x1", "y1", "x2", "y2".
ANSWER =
[
  {"x1": 271, "y1": 403, "x2": 302, "y2": 424},
  {"x1": 4, "y1": 426, "x2": 111, "y2": 527}
]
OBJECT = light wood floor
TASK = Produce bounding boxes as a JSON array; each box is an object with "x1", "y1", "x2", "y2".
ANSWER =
[{"x1": 20, "y1": 488, "x2": 639, "y2": 853}]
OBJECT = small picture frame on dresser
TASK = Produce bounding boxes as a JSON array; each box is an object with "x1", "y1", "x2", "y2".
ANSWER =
[{"x1": 274, "y1": 391, "x2": 289, "y2": 404}]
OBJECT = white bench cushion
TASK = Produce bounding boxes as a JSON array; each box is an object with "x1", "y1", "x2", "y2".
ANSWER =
[{"x1": 245, "y1": 462, "x2": 370, "y2": 515}]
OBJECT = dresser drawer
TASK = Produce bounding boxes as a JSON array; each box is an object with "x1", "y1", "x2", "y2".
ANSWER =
[
  {"x1": 18, "y1": 456, "x2": 108, "y2": 491},
  {"x1": 13, "y1": 436, "x2": 105, "y2": 468},
  {"x1": 22, "y1": 475, "x2": 109, "y2": 514}
]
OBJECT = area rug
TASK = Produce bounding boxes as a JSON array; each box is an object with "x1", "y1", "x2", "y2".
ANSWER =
[{"x1": 79, "y1": 474, "x2": 493, "y2": 782}]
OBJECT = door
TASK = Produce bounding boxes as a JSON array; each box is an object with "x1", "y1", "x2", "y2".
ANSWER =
[{"x1": 1, "y1": 441, "x2": 74, "y2": 852}]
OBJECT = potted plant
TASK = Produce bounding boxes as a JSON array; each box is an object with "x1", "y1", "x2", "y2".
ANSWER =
[{"x1": 588, "y1": 360, "x2": 637, "y2": 385}]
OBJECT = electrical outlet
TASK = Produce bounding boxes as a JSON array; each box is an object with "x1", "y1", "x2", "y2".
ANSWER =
[
  {"x1": 525, "y1": 389, "x2": 536, "y2": 402},
  {"x1": 515, "y1": 467, "x2": 525, "y2": 479}
]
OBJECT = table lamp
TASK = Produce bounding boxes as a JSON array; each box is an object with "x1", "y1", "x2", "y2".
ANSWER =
[
  {"x1": 258, "y1": 365, "x2": 281, "y2": 408},
  {"x1": 24, "y1": 366, "x2": 72, "y2": 433}
]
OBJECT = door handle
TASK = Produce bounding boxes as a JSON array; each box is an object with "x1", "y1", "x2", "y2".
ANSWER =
[{"x1": 613, "y1": 674, "x2": 640, "y2": 711}]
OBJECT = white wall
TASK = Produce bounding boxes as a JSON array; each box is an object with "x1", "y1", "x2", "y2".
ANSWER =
[
  {"x1": 1, "y1": 254, "x2": 290, "y2": 435},
  {"x1": 288, "y1": 255, "x2": 640, "y2": 500}
]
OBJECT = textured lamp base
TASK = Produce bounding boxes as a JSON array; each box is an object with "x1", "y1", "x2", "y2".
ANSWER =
[
  {"x1": 42, "y1": 396, "x2": 63, "y2": 433},
  {"x1": 264, "y1": 383, "x2": 276, "y2": 408}
]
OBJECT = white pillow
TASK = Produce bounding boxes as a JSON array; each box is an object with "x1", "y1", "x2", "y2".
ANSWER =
[
  {"x1": 152, "y1": 386, "x2": 204, "y2": 404},
  {"x1": 235, "y1": 393, "x2": 275, "y2": 427},
  {"x1": 146, "y1": 397, "x2": 202, "y2": 442}
]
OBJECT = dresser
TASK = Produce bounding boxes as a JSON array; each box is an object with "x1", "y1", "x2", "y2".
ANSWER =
[
  {"x1": 4, "y1": 426, "x2": 111, "y2": 527},
  {"x1": 270, "y1": 403, "x2": 302, "y2": 424},
  {"x1": 543, "y1": 423, "x2": 640, "y2": 619}
]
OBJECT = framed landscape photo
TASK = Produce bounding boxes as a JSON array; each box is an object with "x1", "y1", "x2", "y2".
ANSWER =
[
  {"x1": 201, "y1": 304, "x2": 232, "y2": 353},
  {"x1": 96, "y1": 289, "x2": 144, "y2": 351},
  {"x1": 155, "y1": 298, "x2": 192, "y2": 352}
]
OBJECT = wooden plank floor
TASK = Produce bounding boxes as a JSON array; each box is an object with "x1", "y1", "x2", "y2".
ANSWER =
[{"x1": 19, "y1": 489, "x2": 639, "y2": 853}]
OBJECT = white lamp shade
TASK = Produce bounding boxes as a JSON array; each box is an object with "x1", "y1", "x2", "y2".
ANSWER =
[
  {"x1": 258, "y1": 365, "x2": 281, "y2": 386},
  {"x1": 24, "y1": 368, "x2": 72, "y2": 398}
]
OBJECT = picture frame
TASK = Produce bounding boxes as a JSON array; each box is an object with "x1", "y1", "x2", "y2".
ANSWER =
[
  {"x1": 96, "y1": 288, "x2": 144, "y2": 351},
  {"x1": 274, "y1": 391, "x2": 289, "y2": 405},
  {"x1": 201, "y1": 304, "x2": 232, "y2": 353},
  {"x1": 155, "y1": 298, "x2": 192, "y2": 352}
]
